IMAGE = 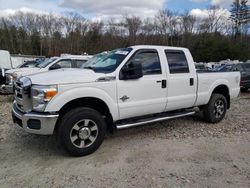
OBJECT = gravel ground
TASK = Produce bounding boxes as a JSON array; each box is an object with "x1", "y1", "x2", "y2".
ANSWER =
[{"x1": 0, "y1": 93, "x2": 250, "y2": 187}]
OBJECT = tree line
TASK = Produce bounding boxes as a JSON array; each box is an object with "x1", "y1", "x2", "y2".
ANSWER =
[{"x1": 0, "y1": 6, "x2": 249, "y2": 62}]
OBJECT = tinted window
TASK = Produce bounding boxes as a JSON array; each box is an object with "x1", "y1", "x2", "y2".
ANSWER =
[
  {"x1": 232, "y1": 64, "x2": 244, "y2": 72},
  {"x1": 242, "y1": 64, "x2": 250, "y2": 72},
  {"x1": 74, "y1": 60, "x2": 88, "y2": 68},
  {"x1": 165, "y1": 50, "x2": 189, "y2": 74},
  {"x1": 128, "y1": 50, "x2": 161, "y2": 75},
  {"x1": 54, "y1": 60, "x2": 72, "y2": 68}
]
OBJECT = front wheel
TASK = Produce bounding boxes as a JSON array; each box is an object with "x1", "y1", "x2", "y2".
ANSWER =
[
  {"x1": 57, "y1": 107, "x2": 106, "y2": 156},
  {"x1": 203, "y1": 93, "x2": 227, "y2": 123}
]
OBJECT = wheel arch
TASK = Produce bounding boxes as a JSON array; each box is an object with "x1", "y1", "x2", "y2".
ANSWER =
[
  {"x1": 55, "y1": 97, "x2": 115, "y2": 133},
  {"x1": 211, "y1": 84, "x2": 230, "y2": 109}
]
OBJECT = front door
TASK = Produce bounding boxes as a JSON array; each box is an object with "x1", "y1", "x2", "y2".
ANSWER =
[{"x1": 117, "y1": 49, "x2": 167, "y2": 120}]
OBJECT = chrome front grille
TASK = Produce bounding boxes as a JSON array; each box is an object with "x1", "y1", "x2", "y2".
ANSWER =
[{"x1": 14, "y1": 77, "x2": 32, "y2": 113}]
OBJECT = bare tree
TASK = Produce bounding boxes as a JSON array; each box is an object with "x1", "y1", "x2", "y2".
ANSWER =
[{"x1": 123, "y1": 16, "x2": 142, "y2": 44}]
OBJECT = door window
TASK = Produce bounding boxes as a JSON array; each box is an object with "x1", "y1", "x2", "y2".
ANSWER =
[
  {"x1": 54, "y1": 60, "x2": 72, "y2": 68},
  {"x1": 74, "y1": 60, "x2": 88, "y2": 68},
  {"x1": 126, "y1": 50, "x2": 161, "y2": 75},
  {"x1": 165, "y1": 50, "x2": 189, "y2": 74}
]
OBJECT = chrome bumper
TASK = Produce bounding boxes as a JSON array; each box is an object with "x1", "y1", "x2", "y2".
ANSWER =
[
  {"x1": 0, "y1": 84, "x2": 13, "y2": 94},
  {"x1": 12, "y1": 102, "x2": 59, "y2": 135}
]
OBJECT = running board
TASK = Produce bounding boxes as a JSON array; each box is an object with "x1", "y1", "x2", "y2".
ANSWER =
[{"x1": 116, "y1": 111, "x2": 195, "y2": 130}]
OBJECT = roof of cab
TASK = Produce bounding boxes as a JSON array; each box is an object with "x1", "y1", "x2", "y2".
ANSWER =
[
  {"x1": 130, "y1": 45, "x2": 188, "y2": 51},
  {"x1": 58, "y1": 55, "x2": 93, "y2": 60}
]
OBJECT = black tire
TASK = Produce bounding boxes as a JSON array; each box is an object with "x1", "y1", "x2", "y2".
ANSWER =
[
  {"x1": 57, "y1": 107, "x2": 106, "y2": 156},
  {"x1": 203, "y1": 93, "x2": 227, "y2": 123}
]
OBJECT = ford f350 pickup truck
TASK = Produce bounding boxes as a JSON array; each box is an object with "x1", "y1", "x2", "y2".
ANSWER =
[{"x1": 11, "y1": 45, "x2": 240, "y2": 156}]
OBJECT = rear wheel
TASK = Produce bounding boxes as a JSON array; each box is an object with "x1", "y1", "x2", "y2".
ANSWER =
[
  {"x1": 57, "y1": 107, "x2": 106, "y2": 156},
  {"x1": 203, "y1": 93, "x2": 227, "y2": 123}
]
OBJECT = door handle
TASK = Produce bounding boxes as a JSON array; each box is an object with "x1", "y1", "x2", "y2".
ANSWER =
[
  {"x1": 156, "y1": 80, "x2": 166, "y2": 88},
  {"x1": 162, "y1": 80, "x2": 167, "y2": 88},
  {"x1": 190, "y1": 78, "x2": 194, "y2": 86},
  {"x1": 120, "y1": 95, "x2": 130, "y2": 102}
]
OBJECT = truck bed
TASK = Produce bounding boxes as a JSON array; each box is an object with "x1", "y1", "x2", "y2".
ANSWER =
[{"x1": 195, "y1": 71, "x2": 240, "y2": 106}]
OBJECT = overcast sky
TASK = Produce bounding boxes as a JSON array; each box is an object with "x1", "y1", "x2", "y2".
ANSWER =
[{"x1": 0, "y1": 0, "x2": 245, "y2": 19}]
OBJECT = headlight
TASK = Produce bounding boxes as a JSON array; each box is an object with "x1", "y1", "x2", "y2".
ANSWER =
[{"x1": 32, "y1": 85, "x2": 58, "y2": 112}]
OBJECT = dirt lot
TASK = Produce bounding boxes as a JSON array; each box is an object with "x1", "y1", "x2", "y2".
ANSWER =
[{"x1": 0, "y1": 93, "x2": 250, "y2": 188}]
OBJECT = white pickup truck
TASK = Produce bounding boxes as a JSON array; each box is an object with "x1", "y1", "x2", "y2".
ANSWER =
[
  {"x1": 2, "y1": 55, "x2": 92, "y2": 93},
  {"x1": 11, "y1": 45, "x2": 240, "y2": 156}
]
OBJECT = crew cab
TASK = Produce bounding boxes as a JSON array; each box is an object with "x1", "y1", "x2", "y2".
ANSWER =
[
  {"x1": 2, "y1": 55, "x2": 92, "y2": 93},
  {"x1": 11, "y1": 45, "x2": 240, "y2": 156}
]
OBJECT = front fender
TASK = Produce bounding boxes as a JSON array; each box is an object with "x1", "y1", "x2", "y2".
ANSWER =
[{"x1": 45, "y1": 87, "x2": 119, "y2": 121}]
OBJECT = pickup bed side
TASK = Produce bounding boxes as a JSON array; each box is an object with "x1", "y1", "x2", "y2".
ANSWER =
[{"x1": 195, "y1": 72, "x2": 240, "y2": 107}]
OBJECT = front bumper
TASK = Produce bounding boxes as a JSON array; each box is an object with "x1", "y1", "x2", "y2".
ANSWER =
[
  {"x1": 12, "y1": 102, "x2": 59, "y2": 135},
  {"x1": 0, "y1": 84, "x2": 13, "y2": 94}
]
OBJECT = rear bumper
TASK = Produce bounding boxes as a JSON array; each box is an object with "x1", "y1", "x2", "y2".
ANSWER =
[
  {"x1": 12, "y1": 101, "x2": 59, "y2": 135},
  {"x1": 0, "y1": 84, "x2": 13, "y2": 94}
]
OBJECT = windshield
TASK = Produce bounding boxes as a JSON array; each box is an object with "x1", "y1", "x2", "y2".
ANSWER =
[
  {"x1": 82, "y1": 48, "x2": 132, "y2": 73},
  {"x1": 18, "y1": 61, "x2": 36, "y2": 68},
  {"x1": 37, "y1": 58, "x2": 57, "y2": 68}
]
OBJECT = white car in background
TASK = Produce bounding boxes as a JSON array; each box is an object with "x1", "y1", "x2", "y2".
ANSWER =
[{"x1": 1, "y1": 55, "x2": 92, "y2": 93}]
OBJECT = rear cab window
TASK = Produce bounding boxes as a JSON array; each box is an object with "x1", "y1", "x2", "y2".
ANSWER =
[{"x1": 165, "y1": 50, "x2": 190, "y2": 74}]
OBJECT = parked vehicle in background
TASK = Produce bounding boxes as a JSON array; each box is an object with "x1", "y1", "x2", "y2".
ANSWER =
[
  {"x1": 195, "y1": 63, "x2": 213, "y2": 72},
  {"x1": 17, "y1": 59, "x2": 44, "y2": 68},
  {"x1": 0, "y1": 50, "x2": 11, "y2": 86},
  {"x1": 231, "y1": 63, "x2": 250, "y2": 92},
  {"x1": 214, "y1": 64, "x2": 235, "y2": 72},
  {"x1": 1, "y1": 55, "x2": 92, "y2": 94},
  {"x1": 0, "y1": 50, "x2": 45, "y2": 93},
  {"x1": 214, "y1": 63, "x2": 250, "y2": 92},
  {"x1": 11, "y1": 45, "x2": 240, "y2": 156}
]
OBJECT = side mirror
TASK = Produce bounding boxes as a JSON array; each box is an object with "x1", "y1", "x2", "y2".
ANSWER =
[
  {"x1": 120, "y1": 61, "x2": 143, "y2": 80},
  {"x1": 50, "y1": 64, "x2": 61, "y2": 70}
]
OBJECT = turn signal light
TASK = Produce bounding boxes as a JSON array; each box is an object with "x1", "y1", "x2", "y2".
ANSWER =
[{"x1": 44, "y1": 89, "x2": 57, "y2": 101}]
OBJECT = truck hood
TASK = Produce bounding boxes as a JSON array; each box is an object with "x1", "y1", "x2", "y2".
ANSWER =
[
  {"x1": 28, "y1": 69, "x2": 107, "y2": 85},
  {"x1": 6, "y1": 67, "x2": 40, "y2": 76}
]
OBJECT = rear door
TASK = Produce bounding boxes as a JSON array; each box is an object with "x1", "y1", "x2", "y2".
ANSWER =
[{"x1": 164, "y1": 50, "x2": 197, "y2": 111}]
